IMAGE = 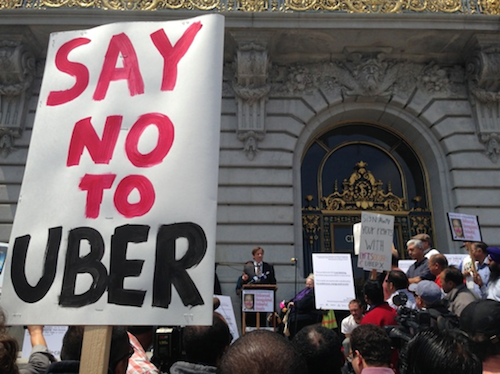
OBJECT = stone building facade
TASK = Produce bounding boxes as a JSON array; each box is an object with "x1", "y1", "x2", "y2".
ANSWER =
[{"x1": 0, "y1": 1, "x2": 499, "y2": 325}]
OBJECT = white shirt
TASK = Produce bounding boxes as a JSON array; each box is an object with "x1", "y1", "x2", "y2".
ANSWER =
[
  {"x1": 424, "y1": 248, "x2": 440, "y2": 259},
  {"x1": 341, "y1": 314, "x2": 361, "y2": 335}
]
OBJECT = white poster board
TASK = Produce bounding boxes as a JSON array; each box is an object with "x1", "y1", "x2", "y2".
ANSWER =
[
  {"x1": 353, "y1": 222, "x2": 361, "y2": 255},
  {"x1": 214, "y1": 295, "x2": 239, "y2": 344},
  {"x1": 1, "y1": 15, "x2": 224, "y2": 326},
  {"x1": 398, "y1": 260, "x2": 414, "y2": 275},
  {"x1": 22, "y1": 326, "x2": 68, "y2": 360},
  {"x1": 357, "y1": 212, "x2": 394, "y2": 272},
  {"x1": 447, "y1": 213, "x2": 482, "y2": 242},
  {"x1": 242, "y1": 289, "x2": 274, "y2": 313},
  {"x1": 313, "y1": 253, "x2": 356, "y2": 310},
  {"x1": 444, "y1": 254, "x2": 468, "y2": 268}
]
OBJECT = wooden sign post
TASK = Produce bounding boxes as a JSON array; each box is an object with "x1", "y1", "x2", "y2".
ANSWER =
[{"x1": 80, "y1": 326, "x2": 112, "y2": 374}]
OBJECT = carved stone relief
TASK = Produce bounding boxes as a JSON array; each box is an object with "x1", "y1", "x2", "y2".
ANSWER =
[
  {"x1": 232, "y1": 42, "x2": 270, "y2": 160},
  {"x1": 0, "y1": 38, "x2": 37, "y2": 157},
  {"x1": 466, "y1": 36, "x2": 500, "y2": 162},
  {"x1": 268, "y1": 54, "x2": 465, "y2": 99}
]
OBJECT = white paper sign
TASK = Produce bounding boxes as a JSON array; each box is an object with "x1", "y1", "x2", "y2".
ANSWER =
[
  {"x1": 447, "y1": 213, "x2": 482, "y2": 242},
  {"x1": 214, "y1": 295, "x2": 239, "y2": 344},
  {"x1": 242, "y1": 289, "x2": 274, "y2": 312},
  {"x1": 398, "y1": 260, "x2": 414, "y2": 274},
  {"x1": 22, "y1": 326, "x2": 68, "y2": 360},
  {"x1": 313, "y1": 253, "x2": 356, "y2": 310},
  {"x1": 353, "y1": 223, "x2": 361, "y2": 255},
  {"x1": 357, "y1": 212, "x2": 394, "y2": 272},
  {"x1": 1, "y1": 15, "x2": 224, "y2": 325},
  {"x1": 444, "y1": 254, "x2": 468, "y2": 268}
]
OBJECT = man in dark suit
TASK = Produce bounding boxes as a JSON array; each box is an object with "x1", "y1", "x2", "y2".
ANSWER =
[
  {"x1": 236, "y1": 247, "x2": 277, "y2": 328},
  {"x1": 243, "y1": 247, "x2": 277, "y2": 285}
]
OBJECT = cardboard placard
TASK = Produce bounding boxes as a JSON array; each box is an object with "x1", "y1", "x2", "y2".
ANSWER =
[
  {"x1": 357, "y1": 212, "x2": 394, "y2": 272},
  {"x1": 313, "y1": 253, "x2": 356, "y2": 311},
  {"x1": 2, "y1": 15, "x2": 224, "y2": 326},
  {"x1": 447, "y1": 213, "x2": 482, "y2": 242}
]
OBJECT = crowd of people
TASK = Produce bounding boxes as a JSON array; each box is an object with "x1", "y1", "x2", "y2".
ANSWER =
[{"x1": 1, "y1": 239, "x2": 500, "y2": 374}]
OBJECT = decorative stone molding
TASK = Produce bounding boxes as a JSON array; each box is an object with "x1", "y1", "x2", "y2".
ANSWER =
[
  {"x1": 232, "y1": 42, "x2": 270, "y2": 160},
  {"x1": 0, "y1": 35, "x2": 37, "y2": 157},
  {"x1": 269, "y1": 56, "x2": 464, "y2": 99},
  {"x1": 466, "y1": 35, "x2": 500, "y2": 163}
]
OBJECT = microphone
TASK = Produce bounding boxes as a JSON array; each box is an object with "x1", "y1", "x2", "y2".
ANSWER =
[{"x1": 291, "y1": 258, "x2": 298, "y2": 264}]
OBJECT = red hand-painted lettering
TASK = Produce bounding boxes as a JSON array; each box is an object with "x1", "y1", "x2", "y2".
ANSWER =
[
  {"x1": 114, "y1": 175, "x2": 155, "y2": 218},
  {"x1": 67, "y1": 116, "x2": 122, "y2": 166},
  {"x1": 47, "y1": 38, "x2": 91, "y2": 106},
  {"x1": 93, "y1": 33, "x2": 145, "y2": 101},
  {"x1": 125, "y1": 113, "x2": 174, "y2": 167},
  {"x1": 150, "y1": 22, "x2": 202, "y2": 92},
  {"x1": 79, "y1": 174, "x2": 116, "y2": 218}
]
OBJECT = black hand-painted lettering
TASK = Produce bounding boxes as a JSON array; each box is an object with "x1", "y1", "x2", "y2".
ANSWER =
[
  {"x1": 59, "y1": 227, "x2": 108, "y2": 307},
  {"x1": 153, "y1": 222, "x2": 207, "y2": 308},
  {"x1": 11, "y1": 227, "x2": 62, "y2": 303},
  {"x1": 108, "y1": 224, "x2": 149, "y2": 307}
]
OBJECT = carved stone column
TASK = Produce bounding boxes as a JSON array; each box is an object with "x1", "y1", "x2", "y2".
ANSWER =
[
  {"x1": 466, "y1": 35, "x2": 500, "y2": 162},
  {"x1": 231, "y1": 40, "x2": 270, "y2": 160},
  {"x1": 0, "y1": 28, "x2": 38, "y2": 157}
]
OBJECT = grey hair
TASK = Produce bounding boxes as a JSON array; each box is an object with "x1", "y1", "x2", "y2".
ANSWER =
[{"x1": 406, "y1": 239, "x2": 423, "y2": 249}]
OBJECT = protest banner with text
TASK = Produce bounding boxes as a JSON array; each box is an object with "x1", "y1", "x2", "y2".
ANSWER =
[
  {"x1": 357, "y1": 212, "x2": 394, "y2": 272},
  {"x1": 1, "y1": 15, "x2": 224, "y2": 326}
]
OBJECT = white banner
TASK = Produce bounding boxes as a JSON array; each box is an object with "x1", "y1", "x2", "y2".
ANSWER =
[
  {"x1": 357, "y1": 212, "x2": 394, "y2": 272},
  {"x1": 1, "y1": 15, "x2": 224, "y2": 325},
  {"x1": 313, "y1": 253, "x2": 356, "y2": 311}
]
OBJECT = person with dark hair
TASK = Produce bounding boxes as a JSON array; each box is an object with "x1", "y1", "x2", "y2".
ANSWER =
[
  {"x1": 341, "y1": 299, "x2": 364, "y2": 338},
  {"x1": 236, "y1": 247, "x2": 277, "y2": 327},
  {"x1": 402, "y1": 328, "x2": 481, "y2": 374},
  {"x1": 460, "y1": 299, "x2": 500, "y2": 374},
  {"x1": 428, "y1": 253, "x2": 448, "y2": 288},
  {"x1": 127, "y1": 326, "x2": 159, "y2": 374},
  {"x1": 217, "y1": 330, "x2": 307, "y2": 374},
  {"x1": 291, "y1": 324, "x2": 344, "y2": 374},
  {"x1": 0, "y1": 308, "x2": 55, "y2": 374},
  {"x1": 440, "y1": 266, "x2": 478, "y2": 316},
  {"x1": 170, "y1": 312, "x2": 231, "y2": 374},
  {"x1": 360, "y1": 280, "x2": 397, "y2": 327},
  {"x1": 386, "y1": 270, "x2": 416, "y2": 310},
  {"x1": 47, "y1": 326, "x2": 131, "y2": 374},
  {"x1": 349, "y1": 324, "x2": 393, "y2": 374},
  {"x1": 486, "y1": 246, "x2": 500, "y2": 301},
  {"x1": 461, "y1": 242, "x2": 491, "y2": 299},
  {"x1": 239, "y1": 247, "x2": 276, "y2": 287}
]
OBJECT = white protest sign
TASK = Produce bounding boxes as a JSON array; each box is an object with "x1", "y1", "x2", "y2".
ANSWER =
[
  {"x1": 357, "y1": 212, "x2": 394, "y2": 272},
  {"x1": 353, "y1": 222, "x2": 361, "y2": 255},
  {"x1": 313, "y1": 253, "x2": 356, "y2": 310},
  {"x1": 242, "y1": 289, "x2": 274, "y2": 312},
  {"x1": 447, "y1": 213, "x2": 482, "y2": 242},
  {"x1": 445, "y1": 254, "x2": 468, "y2": 268},
  {"x1": 215, "y1": 295, "x2": 239, "y2": 344},
  {"x1": 22, "y1": 326, "x2": 68, "y2": 360},
  {"x1": 1, "y1": 15, "x2": 224, "y2": 326},
  {"x1": 398, "y1": 260, "x2": 414, "y2": 275}
]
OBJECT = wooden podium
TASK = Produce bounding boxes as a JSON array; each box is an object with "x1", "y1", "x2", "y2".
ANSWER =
[{"x1": 241, "y1": 284, "x2": 277, "y2": 334}]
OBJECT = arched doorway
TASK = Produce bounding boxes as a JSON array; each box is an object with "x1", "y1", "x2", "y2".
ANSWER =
[{"x1": 301, "y1": 123, "x2": 434, "y2": 277}]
